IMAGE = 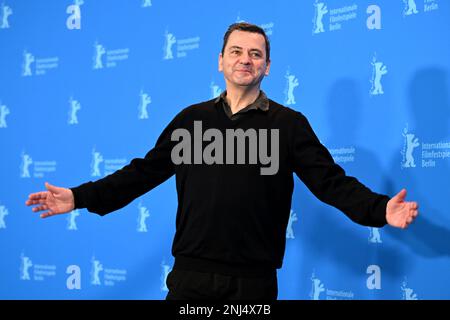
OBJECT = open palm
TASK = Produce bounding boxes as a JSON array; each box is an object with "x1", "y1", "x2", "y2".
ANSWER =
[
  {"x1": 25, "y1": 182, "x2": 75, "y2": 218},
  {"x1": 386, "y1": 189, "x2": 419, "y2": 229}
]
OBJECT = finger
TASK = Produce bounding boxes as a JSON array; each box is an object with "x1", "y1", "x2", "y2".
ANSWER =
[
  {"x1": 45, "y1": 182, "x2": 61, "y2": 193},
  {"x1": 409, "y1": 208, "x2": 418, "y2": 217},
  {"x1": 27, "y1": 192, "x2": 48, "y2": 201},
  {"x1": 395, "y1": 189, "x2": 407, "y2": 202},
  {"x1": 26, "y1": 199, "x2": 47, "y2": 206},
  {"x1": 32, "y1": 205, "x2": 48, "y2": 212},
  {"x1": 409, "y1": 202, "x2": 418, "y2": 210},
  {"x1": 40, "y1": 210, "x2": 55, "y2": 219},
  {"x1": 406, "y1": 216, "x2": 413, "y2": 224}
]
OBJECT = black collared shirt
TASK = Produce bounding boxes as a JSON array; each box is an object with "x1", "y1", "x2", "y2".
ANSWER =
[{"x1": 214, "y1": 90, "x2": 270, "y2": 120}]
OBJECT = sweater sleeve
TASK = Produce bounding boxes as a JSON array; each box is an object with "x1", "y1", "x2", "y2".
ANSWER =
[
  {"x1": 70, "y1": 110, "x2": 184, "y2": 216},
  {"x1": 291, "y1": 112, "x2": 389, "y2": 227}
]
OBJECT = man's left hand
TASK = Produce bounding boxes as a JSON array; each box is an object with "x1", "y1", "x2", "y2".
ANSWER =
[{"x1": 386, "y1": 189, "x2": 419, "y2": 229}]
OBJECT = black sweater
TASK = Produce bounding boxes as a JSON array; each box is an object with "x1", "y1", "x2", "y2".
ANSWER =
[{"x1": 71, "y1": 98, "x2": 389, "y2": 276}]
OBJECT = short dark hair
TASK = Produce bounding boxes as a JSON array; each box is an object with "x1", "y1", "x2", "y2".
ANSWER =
[{"x1": 221, "y1": 22, "x2": 270, "y2": 62}]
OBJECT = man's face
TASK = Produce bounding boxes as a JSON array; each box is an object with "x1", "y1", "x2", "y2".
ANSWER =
[{"x1": 219, "y1": 30, "x2": 271, "y2": 89}]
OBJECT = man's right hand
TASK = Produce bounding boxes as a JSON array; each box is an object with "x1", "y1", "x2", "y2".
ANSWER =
[{"x1": 25, "y1": 182, "x2": 75, "y2": 218}]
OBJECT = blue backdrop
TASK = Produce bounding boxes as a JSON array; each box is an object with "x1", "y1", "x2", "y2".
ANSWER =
[{"x1": 1, "y1": 0, "x2": 449, "y2": 300}]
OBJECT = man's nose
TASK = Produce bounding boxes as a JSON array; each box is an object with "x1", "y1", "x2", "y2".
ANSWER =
[{"x1": 239, "y1": 52, "x2": 251, "y2": 64}]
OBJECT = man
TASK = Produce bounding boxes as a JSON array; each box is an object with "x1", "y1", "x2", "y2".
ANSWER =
[{"x1": 25, "y1": 23, "x2": 419, "y2": 300}]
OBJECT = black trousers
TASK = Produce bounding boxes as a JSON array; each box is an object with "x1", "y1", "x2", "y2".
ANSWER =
[{"x1": 165, "y1": 268, "x2": 278, "y2": 300}]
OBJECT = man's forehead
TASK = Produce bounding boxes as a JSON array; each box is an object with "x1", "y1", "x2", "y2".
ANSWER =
[{"x1": 226, "y1": 30, "x2": 266, "y2": 49}]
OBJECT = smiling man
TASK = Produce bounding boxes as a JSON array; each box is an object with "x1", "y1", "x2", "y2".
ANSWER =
[{"x1": 26, "y1": 23, "x2": 419, "y2": 300}]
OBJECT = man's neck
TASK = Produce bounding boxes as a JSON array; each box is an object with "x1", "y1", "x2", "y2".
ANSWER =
[{"x1": 225, "y1": 86, "x2": 261, "y2": 115}]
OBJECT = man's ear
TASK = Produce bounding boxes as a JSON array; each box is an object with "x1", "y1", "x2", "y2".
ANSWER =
[
  {"x1": 218, "y1": 53, "x2": 223, "y2": 72},
  {"x1": 265, "y1": 60, "x2": 271, "y2": 76}
]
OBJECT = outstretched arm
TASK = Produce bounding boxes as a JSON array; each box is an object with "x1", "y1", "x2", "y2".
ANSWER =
[
  {"x1": 292, "y1": 112, "x2": 389, "y2": 227},
  {"x1": 386, "y1": 189, "x2": 419, "y2": 229},
  {"x1": 26, "y1": 182, "x2": 75, "y2": 218},
  {"x1": 26, "y1": 108, "x2": 185, "y2": 217},
  {"x1": 67, "y1": 111, "x2": 182, "y2": 215}
]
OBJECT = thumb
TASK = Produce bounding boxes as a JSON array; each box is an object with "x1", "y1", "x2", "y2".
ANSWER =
[
  {"x1": 45, "y1": 182, "x2": 60, "y2": 194},
  {"x1": 394, "y1": 188, "x2": 407, "y2": 202}
]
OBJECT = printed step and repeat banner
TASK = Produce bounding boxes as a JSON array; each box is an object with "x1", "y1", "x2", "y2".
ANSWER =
[{"x1": 0, "y1": 0, "x2": 449, "y2": 299}]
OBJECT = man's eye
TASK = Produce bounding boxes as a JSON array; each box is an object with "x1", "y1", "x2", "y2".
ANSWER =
[{"x1": 251, "y1": 52, "x2": 262, "y2": 58}]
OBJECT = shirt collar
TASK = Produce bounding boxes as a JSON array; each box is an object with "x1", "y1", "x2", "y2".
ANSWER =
[{"x1": 214, "y1": 90, "x2": 270, "y2": 112}]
